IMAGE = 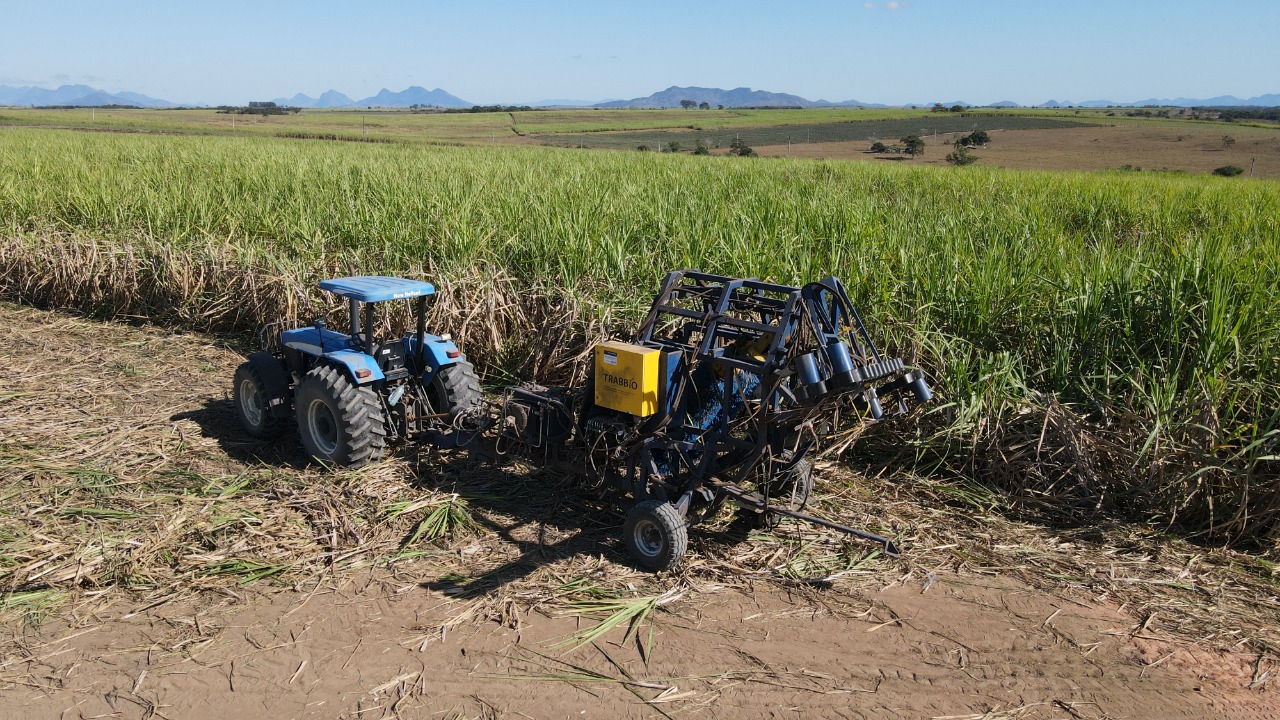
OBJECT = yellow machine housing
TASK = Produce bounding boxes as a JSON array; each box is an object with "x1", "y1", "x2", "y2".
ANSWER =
[{"x1": 593, "y1": 341, "x2": 660, "y2": 417}]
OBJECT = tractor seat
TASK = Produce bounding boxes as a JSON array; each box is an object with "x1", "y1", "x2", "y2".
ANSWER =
[{"x1": 375, "y1": 340, "x2": 408, "y2": 378}]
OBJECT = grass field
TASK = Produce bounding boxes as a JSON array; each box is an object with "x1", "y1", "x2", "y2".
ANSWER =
[
  {"x1": 5, "y1": 105, "x2": 1271, "y2": 180},
  {"x1": 0, "y1": 106, "x2": 517, "y2": 143},
  {"x1": 752, "y1": 123, "x2": 1280, "y2": 179},
  {"x1": 539, "y1": 116, "x2": 1096, "y2": 150},
  {"x1": 0, "y1": 106, "x2": 950, "y2": 142},
  {"x1": 1, "y1": 124, "x2": 1277, "y2": 546},
  {"x1": 0, "y1": 105, "x2": 1204, "y2": 145}
]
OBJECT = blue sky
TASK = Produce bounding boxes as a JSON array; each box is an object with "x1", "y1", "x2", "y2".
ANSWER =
[{"x1": 1, "y1": 0, "x2": 1276, "y2": 105}]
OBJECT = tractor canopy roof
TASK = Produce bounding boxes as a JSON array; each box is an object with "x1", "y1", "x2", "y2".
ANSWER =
[{"x1": 318, "y1": 276, "x2": 436, "y2": 303}]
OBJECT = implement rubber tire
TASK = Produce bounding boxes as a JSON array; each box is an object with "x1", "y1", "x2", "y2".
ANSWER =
[
  {"x1": 233, "y1": 362, "x2": 285, "y2": 439},
  {"x1": 295, "y1": 366, "x2": 386, "y2": 467},
  {"x1": 624, "y1": 500, "x2": 688, "y2": 572},
  {"x1": 426, "y1": 361, "x2": 483, "y2": 421}
]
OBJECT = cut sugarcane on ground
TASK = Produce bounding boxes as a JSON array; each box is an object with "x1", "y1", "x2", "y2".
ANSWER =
[{"x1": 0, "y1": 303, "x2": 1275, "y2": 718}]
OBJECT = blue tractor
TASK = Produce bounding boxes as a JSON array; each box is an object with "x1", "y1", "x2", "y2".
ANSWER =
[{"x1": 232, "y1": 276, "x2": 482, "y2": 466}]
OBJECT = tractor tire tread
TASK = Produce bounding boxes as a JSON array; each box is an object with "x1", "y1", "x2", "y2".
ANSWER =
[
  {"x1": 623, "y1": 500, "x2": 688, "y2": 572},
  {"x1": 427, "y1": 361, "x2": 483, "y2": 420},
  {"x1": 296, "y1": 365, "x2": 386, "y2": 467},
  {"x1": 233, "y1": 361, "x2": 286, "y2": 440}
]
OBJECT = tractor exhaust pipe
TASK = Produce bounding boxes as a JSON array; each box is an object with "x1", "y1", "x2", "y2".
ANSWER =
[{"x1": 416, "y1": 295, "x2": 427, "y2": 372}]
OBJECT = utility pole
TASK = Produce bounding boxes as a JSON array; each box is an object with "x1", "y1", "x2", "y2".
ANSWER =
[{"x1": 1250, "y1": 157, "x2": 1257, "y2": 177}]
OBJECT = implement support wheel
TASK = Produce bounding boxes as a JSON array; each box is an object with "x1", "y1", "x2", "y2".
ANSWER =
[
  {"x1": 624, "y1": 500, "x2": 688, "y2": 572},
  {"x1": 295, "y1": 365, "x2": 386, "y2": 467}
]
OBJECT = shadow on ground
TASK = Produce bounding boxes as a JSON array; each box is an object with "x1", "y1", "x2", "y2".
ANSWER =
[{"x1": 172, "y1": 397, "x2": 760, "y2": 596}]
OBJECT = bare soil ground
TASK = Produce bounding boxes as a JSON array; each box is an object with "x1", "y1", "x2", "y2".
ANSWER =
[
  {"x1": 1, "y1": 303, "x2": 1277, "y2": 719},
  {"x1": 752, "y1": 124, "x2": 1280, "y2": 179}
]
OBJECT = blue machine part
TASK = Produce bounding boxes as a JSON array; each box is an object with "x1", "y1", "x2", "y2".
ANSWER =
[
  {"x1": 281, "y1": 326, "x2": 356, "y2": 356},
  {"x1": 324, "y1": 349, "x2": 386, "y2": 383},
  {"x1": 794, "y1": 352, "x2": 822, "y2": 386},
  {"x1": 318, "y1": 276, "x2": 436, "y2": 303},
  {"x1": 686, "y1": 365, "x2": 761, "y2": 432},
  {"x1": 658, "y1": 350, "x2": 684, "y2": 418},
  {"x1": 909, "y1": 374, "x2": 933, "y2": 403},
  {"x1": 653, "y1": 364, "x2": 760, "y2": 477},
  {"x1": 826, "y1": 339, "x2": 858, "y2": 387},
  {"x1": 404, "y1": 334, "x2": 466, "y2": 382},
  {"x1": 281, "y1": 327, "x2": 385, "y2": 385},
  {"x1": 281, "y1": 325, "x2": 464, "y2": 387}
]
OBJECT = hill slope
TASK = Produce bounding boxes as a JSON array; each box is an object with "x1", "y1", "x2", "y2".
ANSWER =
[
  {"x1": 0, "y1": 83, "x2": 175, "y2": 107},
  {"x1": 352, "y1": 86, "x2": 470, "y2": 108},
  {"x1": 595, "y1": 86, "x2": 882, "y2": 109}
]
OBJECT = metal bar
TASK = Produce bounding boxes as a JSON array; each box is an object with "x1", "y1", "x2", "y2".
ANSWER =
[
  {"x1": 652, "y1": 304, "x2": 708, "y2": 321},
  {"x1": 712, "y1": 315, "x2": 784, "y2": 335},
  {"x1": 766, "y1": 507, "x2": 901, "y2": 555},
  {"x1": 705, "y1": 356, "x2": 770, "y2": 374},
  {"x1": 739, "y1": 279, "x2": 801, "y2": 295},
  {"x1": 680, "y1": 270, "x2": 739, "y2": 284},
  {"x1": 711, "y1": 481, "x2": 900, "y2": 555}
]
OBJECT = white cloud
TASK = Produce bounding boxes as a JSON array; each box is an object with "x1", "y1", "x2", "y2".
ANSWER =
[
  {"x1": 886, "y1": 1, "x2": 899, "y2": 9},
  {"x1": 863, "y1": 2, "x2": 876, "y2": 9}
]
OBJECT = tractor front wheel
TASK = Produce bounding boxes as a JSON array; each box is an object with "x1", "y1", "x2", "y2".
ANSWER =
[
  {"x1": 425, "y1": 361, "x2": 483, "y2": 421},
  {"x1": 233, "y1": 362, "x2": 285, "y2": 439},
  {"x1": 295, "y1": 366, "x2": 386, "y2": 467},
  {"x1": 623, "y1": 500, "x2": 688, "y2": 572}
]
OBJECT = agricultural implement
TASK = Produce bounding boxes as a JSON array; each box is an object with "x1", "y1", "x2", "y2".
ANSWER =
[{"x1": 234, "y1": 270, "x2": 932, "y2": 571}]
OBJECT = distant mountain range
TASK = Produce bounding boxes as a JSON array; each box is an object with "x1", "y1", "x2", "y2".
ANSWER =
[
  {"x1": 0, "y1": 84, "x2": 175, "y2": 107},
  {"x1": 532, "y1": 98, "x2": 623, "y2": 107},
  {"x1": 594, "y1": 86, "x2": 884, "y2": 109},
  {"x1": 1034, "y1": 94, "x2": 1280, "y2": 108},
  {"x1": 2, "y1": 83, "x2": 1277, "y2": 110},
  {"x1": 0, "y1": 83, "x2": 470, "y2": 109},
  {"x1": 272, "y1": 90, "x2": 355, "y2": 108},
  {"x1": 270, "y1": 86, "x2": 470, "y2": 108},
  {"x1": 601, "y1": 86, "x2": 1280, "y2": 109}
]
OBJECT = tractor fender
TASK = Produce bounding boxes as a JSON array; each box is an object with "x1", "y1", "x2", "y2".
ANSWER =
[
  {"x1": 317, "y1": 349, "x2": 386, "y2": 386},
  {"x1": 407, "y1": 336, "x2": 465, "y2": 383},
  {"x1": 247, "y1": 351, "x2": 293, "y2": 418}
]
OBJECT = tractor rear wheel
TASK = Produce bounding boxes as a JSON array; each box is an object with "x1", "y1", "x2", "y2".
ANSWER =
[
  {"x1": 295, "y1": 365, "x2": 386, "y2": 467},
  {"x1": 623, "y1": 500, "x2": 688, "y2": 572},
  {"x1": 233, "y1": 362, "x2": 285, "y2": 439},
  {"x1": 425, "y1": 361, "x2": 483, "y2": 422}
]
